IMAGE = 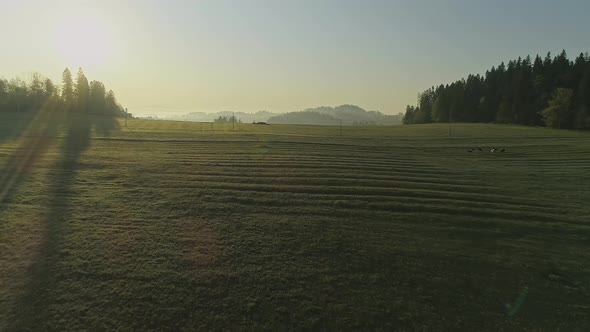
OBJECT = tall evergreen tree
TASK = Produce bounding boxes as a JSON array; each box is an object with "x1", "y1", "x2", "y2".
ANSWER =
[
  {"x1": 61, "y1": 68, "x2": 74, "y2": 109},
  {"x1": 431, "y1": 85, "x2": 450, "y2": 122},
  {"x1": 463, "y1": 75, "x2": 482, "y2": 122},
  {"x1": 75, "y1": 68, "x2": 90, "y2": 113},
  {"x1": 89, "y1": 81, "x2": 106, "y2": 114},
  {"x1": 45, "y1": 79, "x2": 56, "y2": 99},
  {"x1": 105, "y1": 90, "x2": 123, "y2": 115},
  {"x1": 449, "y1": 81, "x2": 464, "y2": 122}
]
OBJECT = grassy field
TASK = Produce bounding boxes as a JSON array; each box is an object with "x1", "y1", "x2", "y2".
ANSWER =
[{"x1": 1, "y1": 112, "x2": 589, "y2": 330}]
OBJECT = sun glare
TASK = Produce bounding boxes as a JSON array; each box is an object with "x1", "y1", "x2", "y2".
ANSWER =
[{"x1": 55, "y1": 12, "x2": 114, "y2": 69}]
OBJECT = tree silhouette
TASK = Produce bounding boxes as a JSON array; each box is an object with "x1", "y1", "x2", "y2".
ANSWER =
[
  {"x1": 75, "y1": 68, "x2": 89, "y2": 113},
  {"x1": 61, "y1": 68, "x2": 74, "y2": 110},
  {"x1": 89, "y1": 81, "x2": 106, "y2": 114},
  {"x1": 105, "y1": 90, "x2": 123, "y2": 115},
  {"x1": 403, "y1": 50, "x2": 590, "y2": 129},
  {"x1": 0, "y1": 68, "x2": 124, "y2": 116}
]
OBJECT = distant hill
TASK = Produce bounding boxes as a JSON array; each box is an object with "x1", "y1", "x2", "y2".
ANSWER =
[
  {"x1": 267, "y1": 105, "x2": 403, "y2": 125},
  {"x1": 167, "y1": 111, "x2": 277, "y2": 123},
  {"x1": 163, "y1": 105, "x2": 403, "y2": 125},
  {"x1": 266, "y1": 111, "x2": 339, "y2": 125}
]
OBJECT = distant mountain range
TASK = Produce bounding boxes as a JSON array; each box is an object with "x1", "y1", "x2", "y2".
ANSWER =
[
  {"x1": 268, "y1": 105, "x2": 403, "y2": 125},
  {"x1": 163, "y1": 105, "x2": 402, "y2": 126}
]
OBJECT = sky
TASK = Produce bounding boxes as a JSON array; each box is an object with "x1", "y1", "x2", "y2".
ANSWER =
[{"x1": 1, "y1": 0, "x2": 589, "y2": 117}]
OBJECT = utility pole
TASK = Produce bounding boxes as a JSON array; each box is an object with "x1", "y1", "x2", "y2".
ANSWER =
[{"x1": 125, "y1": 108, "x2": 128, "y2": 126}]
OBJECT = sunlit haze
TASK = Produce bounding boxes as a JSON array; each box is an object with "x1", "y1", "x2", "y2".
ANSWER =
[{"x1": 1, "y1": 0, "x2": 588, "y2": 117}]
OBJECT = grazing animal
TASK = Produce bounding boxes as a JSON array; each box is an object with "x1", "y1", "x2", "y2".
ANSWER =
[
  {"x1": 491, "y1": 147, "x2": 497, "y2": 153},
  {"x1": 477, "y1": 147, "x2": 482, "y2": 151},
  {"x1": 500, "y1": 148, "x2": 505, "y2": 152}
]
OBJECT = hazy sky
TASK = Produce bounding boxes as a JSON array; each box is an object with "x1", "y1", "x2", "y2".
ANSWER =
[{"x1": 1, "y1": 0, "x2": 588, "y2": 116}]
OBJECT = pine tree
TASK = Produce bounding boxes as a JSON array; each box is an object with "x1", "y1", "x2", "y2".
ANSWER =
[
  {"x1": 105, "y1": 90, "x2": 122, "y2": 115},
  {"x1": 61, "y1": 68, "x2": 74, "y2": 109},
  {"x1": 89, "y1": 81, "x2": 106, "y2": 114},
  {"x1": 75, "y1": 68, "x2": 90, "y2": 113},
  {"x1": 464, "y1": 75, "x2": 482, "y2": 122},
  {"x1": 449, "y1": 81, "x2": 464, "y2": 122}
]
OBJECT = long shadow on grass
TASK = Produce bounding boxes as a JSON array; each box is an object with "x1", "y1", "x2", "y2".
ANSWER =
[
  {"x1": 0, "y1": 108, "x2": 66, "y2": 203},
  {"x1": 0, "y1": 111, "x2": 36, "y2": 144},
  {"x1": 5, "y1": 112, "x2": 119, "y2": 330}
]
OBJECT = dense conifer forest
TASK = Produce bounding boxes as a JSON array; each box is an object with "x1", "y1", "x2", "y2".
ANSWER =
[{"x1": 403, "y1": 51, "x2": 590, "y2": 129}]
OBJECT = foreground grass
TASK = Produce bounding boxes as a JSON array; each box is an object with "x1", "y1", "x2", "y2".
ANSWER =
[{"x1": 1, "y1": 114, "x2": 589, "y2": 330}]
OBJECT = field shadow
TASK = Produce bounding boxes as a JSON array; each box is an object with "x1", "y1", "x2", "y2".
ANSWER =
[
  {"x1": 0, "y1": 111, "x2": 36, "y2": 144},
  {"x1": 4, "y1": 112, "x2": 120, "y2": 329},
  {"x1": 0, "y1": 108, "x2": 66, "y2": 203}
]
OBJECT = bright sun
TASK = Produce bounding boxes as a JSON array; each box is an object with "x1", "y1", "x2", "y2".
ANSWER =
[{"x1": 55, "y1": 12, "x2": 114, "y2": 69}]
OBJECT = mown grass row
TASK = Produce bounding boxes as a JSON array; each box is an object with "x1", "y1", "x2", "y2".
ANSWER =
[{"x1": 1, "y1": 115, "x2": 589, "y2": 330}]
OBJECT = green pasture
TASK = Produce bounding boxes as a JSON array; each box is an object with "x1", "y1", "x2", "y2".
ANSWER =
[{"x1": 1, "y1": 113, "x2": 589, "y2": 330}]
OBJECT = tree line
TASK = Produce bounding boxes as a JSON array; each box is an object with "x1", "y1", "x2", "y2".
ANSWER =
[
  {"x1": 214, "y1": 115, "x2": 242, "y2": 124},
  {"x1": 0, "y1": 68, "x2": 125, "y2": 116},
  {"x1": 403, "y1": 51, "x2": 590, "y2": 129}
]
